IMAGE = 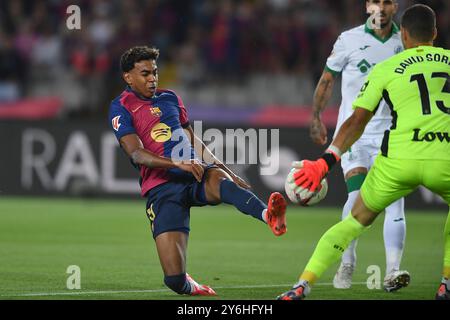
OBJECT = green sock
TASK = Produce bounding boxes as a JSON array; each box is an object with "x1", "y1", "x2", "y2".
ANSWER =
[
  {"x1": 304, "y1": 213, "x2": 368, "y2": 279},
  {"x1": 443, "y1": 209, "x2": 450, "y2": 279}
]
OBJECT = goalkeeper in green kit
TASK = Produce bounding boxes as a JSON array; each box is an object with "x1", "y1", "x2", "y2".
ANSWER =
[{"x1": 279, "y1": 4, "x2": 450, "y2": 300}]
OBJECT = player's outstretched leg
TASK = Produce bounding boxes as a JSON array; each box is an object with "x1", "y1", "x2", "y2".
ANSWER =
[
  {"x1": 204, "y1": 168, "x2": 287, "y2": 236},
  {"x1": 266, "y1": 192, "x2": 287, "y2": 236}
]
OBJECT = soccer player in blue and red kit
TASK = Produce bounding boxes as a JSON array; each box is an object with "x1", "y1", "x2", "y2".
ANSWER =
[{"x1": 108, "y1": 46, "x2": 287, "y2": 296}]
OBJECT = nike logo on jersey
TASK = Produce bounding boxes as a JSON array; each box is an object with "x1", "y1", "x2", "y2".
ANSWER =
[
  {"x1": 112, "y1": 116, "x2": 121, "y2": 131},
  {"x1": 132, "y1": 104, "x2": 145, "y2": 113},
  {"x1": 359, "y1": 45, "x2": 370, "y2": 50}
]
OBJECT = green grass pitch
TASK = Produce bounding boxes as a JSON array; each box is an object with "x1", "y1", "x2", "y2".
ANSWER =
[{"x1": 0, "y1": 196, "x2": 446, "y2": 300}]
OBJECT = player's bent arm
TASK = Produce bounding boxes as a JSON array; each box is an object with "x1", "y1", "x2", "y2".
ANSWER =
[
  {"x1": 119, "y1": 133, "x2": 205, "y2": 181},
  {"x1": 184, "y1": 126, "x2": 230, "y2": 169},
  {"x1": 183, "y1": 126, "x2": 229, "y2": 168},
  {"x1": 310, "y1": 70, "x2": 336, "y2": 145},
  {"x1": 183, "y1": 126, "x2": 216, "y2": 163},
  {"x1": 330, "y1": 107, "x2": 374, "y2": 154},
  {"x1": 183, "y1": 126, "x2": 251, "y2": 188},
  {"x1": 119, "y1": 133, "x2": 177, "y2": 169}
]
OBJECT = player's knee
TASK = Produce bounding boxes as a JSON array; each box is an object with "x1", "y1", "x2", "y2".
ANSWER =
[
  {"x1": 164, "y1": 274, "x2": 190, "y2": 294},
  {"x1": 351, "y1": 204, "x2": 379, "y2": 227},
  {"x1": 205, "y1": 169, "x2": 230, "y2": 203},
  {"x1": 207, "y1": 168, "x2": 232, "y2": 185}
]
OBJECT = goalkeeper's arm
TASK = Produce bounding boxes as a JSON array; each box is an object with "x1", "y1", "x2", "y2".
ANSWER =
[{"x1": 293, "y1": 107, "x2": 373, "y2": 192}]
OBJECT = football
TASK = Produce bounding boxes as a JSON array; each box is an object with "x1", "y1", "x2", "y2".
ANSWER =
[{"x1": 284, "y1": 167, "x2": 328, "y2": 206}]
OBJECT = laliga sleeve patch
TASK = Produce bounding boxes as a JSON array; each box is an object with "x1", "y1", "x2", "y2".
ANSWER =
[{"x1": 112, "y1": 115, "x2": 121, "y2": 131}]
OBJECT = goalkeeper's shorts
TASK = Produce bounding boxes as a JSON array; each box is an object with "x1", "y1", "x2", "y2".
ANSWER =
[
  {"x1": 145, "y1": 164, "x2": 218, "y2": 239},
  {"x1": 360, "y1": 155, "x2": 450, "y2": 213}
]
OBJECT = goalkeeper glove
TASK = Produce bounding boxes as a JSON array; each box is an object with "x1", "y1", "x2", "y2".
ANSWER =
[{"x1": 292, "y1": 148, "x2": 341, "y2": 193}]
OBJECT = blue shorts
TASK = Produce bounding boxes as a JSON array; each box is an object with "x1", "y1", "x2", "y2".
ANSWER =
[{"x1": 145, "y1": 165, "x2": 218, "y2": 239}]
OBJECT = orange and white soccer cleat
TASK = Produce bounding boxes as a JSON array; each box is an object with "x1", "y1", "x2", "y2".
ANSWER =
[
  {"x1": 186, "y1": 273, "x2": 217, "y2": 296},
  {"x1": 435, "y1": 281, "x2": 450, "y2": 300},
  {"x1": 266, "y1": 192, "x2": 287, "y2": 236}
]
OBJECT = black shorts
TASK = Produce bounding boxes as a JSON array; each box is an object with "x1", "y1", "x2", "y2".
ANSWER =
[{"x1": 145, "y1": 165, "x2": 218, "y2": 239}]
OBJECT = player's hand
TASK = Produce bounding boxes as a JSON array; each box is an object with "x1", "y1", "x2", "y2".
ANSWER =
[
  {"x1": 176, "y1": 159, "x2": 205, "y2": 182},
  {"x1": 291, "y1": 160, "x2": 329, "y2": 193},
  {"x1": 230, "y1": 173, "x2": 251, "y2": 189},
  {"x1": 310, "y1": 118, "x2": 328, "y2": 145}
]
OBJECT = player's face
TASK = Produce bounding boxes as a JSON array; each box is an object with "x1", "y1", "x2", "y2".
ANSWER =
[
  {"x1": 124, "y1": 60, "x2": 158, "y2": 98},
  {"x1": 366, "y1": 0, "x2": 398, "y2": 28}
]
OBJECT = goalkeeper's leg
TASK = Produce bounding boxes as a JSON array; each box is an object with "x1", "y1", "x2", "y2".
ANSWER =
[
  {"x1": 422, "y1": 159, "x2": 450, "y2": 299},
  {"x1": 436, "y1": 208, "x2": 450, "y2": 300},
  {"x1": 278, "y1": 194, "x2": 379, "y2": 300},
  {"x1": 434, "y1": 170, "x2": 450, "y2": 299}
]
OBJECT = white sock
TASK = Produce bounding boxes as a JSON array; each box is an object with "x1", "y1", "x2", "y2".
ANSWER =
[
  {"x1": 341, "y1": 190, "x2": 359, "y2": 266},
  {"x1": 384, "y1": 198, "x2": 406, "y2": 274},
  {"x1": 262, "y1": 209, "x2": 268, "y2": 223}
]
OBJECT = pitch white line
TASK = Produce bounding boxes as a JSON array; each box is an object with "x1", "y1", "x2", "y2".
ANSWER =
[{"x1": 1, "y1": 282, "x2": 368, "y2": 297}]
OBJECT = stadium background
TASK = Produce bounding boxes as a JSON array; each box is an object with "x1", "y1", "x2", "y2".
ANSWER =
[{"x1": 0, "y1": 0, "x2": 448, "y2": 300}]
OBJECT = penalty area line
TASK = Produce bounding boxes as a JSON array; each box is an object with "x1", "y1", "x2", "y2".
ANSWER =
[{"x1": 1, "y1": 282, "x2": 368, "y2": 297}]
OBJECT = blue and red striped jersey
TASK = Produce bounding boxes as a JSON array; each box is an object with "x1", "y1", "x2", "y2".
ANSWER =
[{"x1": 108, "y1": 86, "x2": 197, "y2": 196}]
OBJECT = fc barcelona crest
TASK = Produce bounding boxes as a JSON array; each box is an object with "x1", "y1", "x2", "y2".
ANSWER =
[{"x1": 150, "y1": 106, "x2": 162, "y2": 117}]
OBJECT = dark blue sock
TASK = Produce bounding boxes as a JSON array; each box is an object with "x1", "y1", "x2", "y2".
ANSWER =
[
  {"x1": 164, "y1": 274, "x2": 191, "y2": 294},
  {"x1": 219, "y1": 179, "x2": 267, "y2": 222}
]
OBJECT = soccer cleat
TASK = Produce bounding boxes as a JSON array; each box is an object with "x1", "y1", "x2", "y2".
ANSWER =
[
  {"x1": 383, "y1": 270, "x2": 410, "y2": 292},
  {"x1": 186, "y1": 273, "x2": 217, "y2": 296},
  {"x1": 333, "y1": 263, "x2": 354, "y2": 289},
  {"x1": 435, "y1": 282, "x2": 450, "y2": 300},
  {"x1": 277, "y1": 280, "x2": 311, "y2": 300},
  {"x1": 266, "y1": 192, "x2": 287, "y2": 236}
]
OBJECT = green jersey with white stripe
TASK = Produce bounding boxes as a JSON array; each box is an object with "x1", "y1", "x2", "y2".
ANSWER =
[{"x1": 353, "y1": 45, "x2": 450, "y2": 160}]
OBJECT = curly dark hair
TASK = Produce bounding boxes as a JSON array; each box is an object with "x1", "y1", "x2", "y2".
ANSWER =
[{"x1": 120, "y1": 46, "x2": 160, "y2": 72}]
